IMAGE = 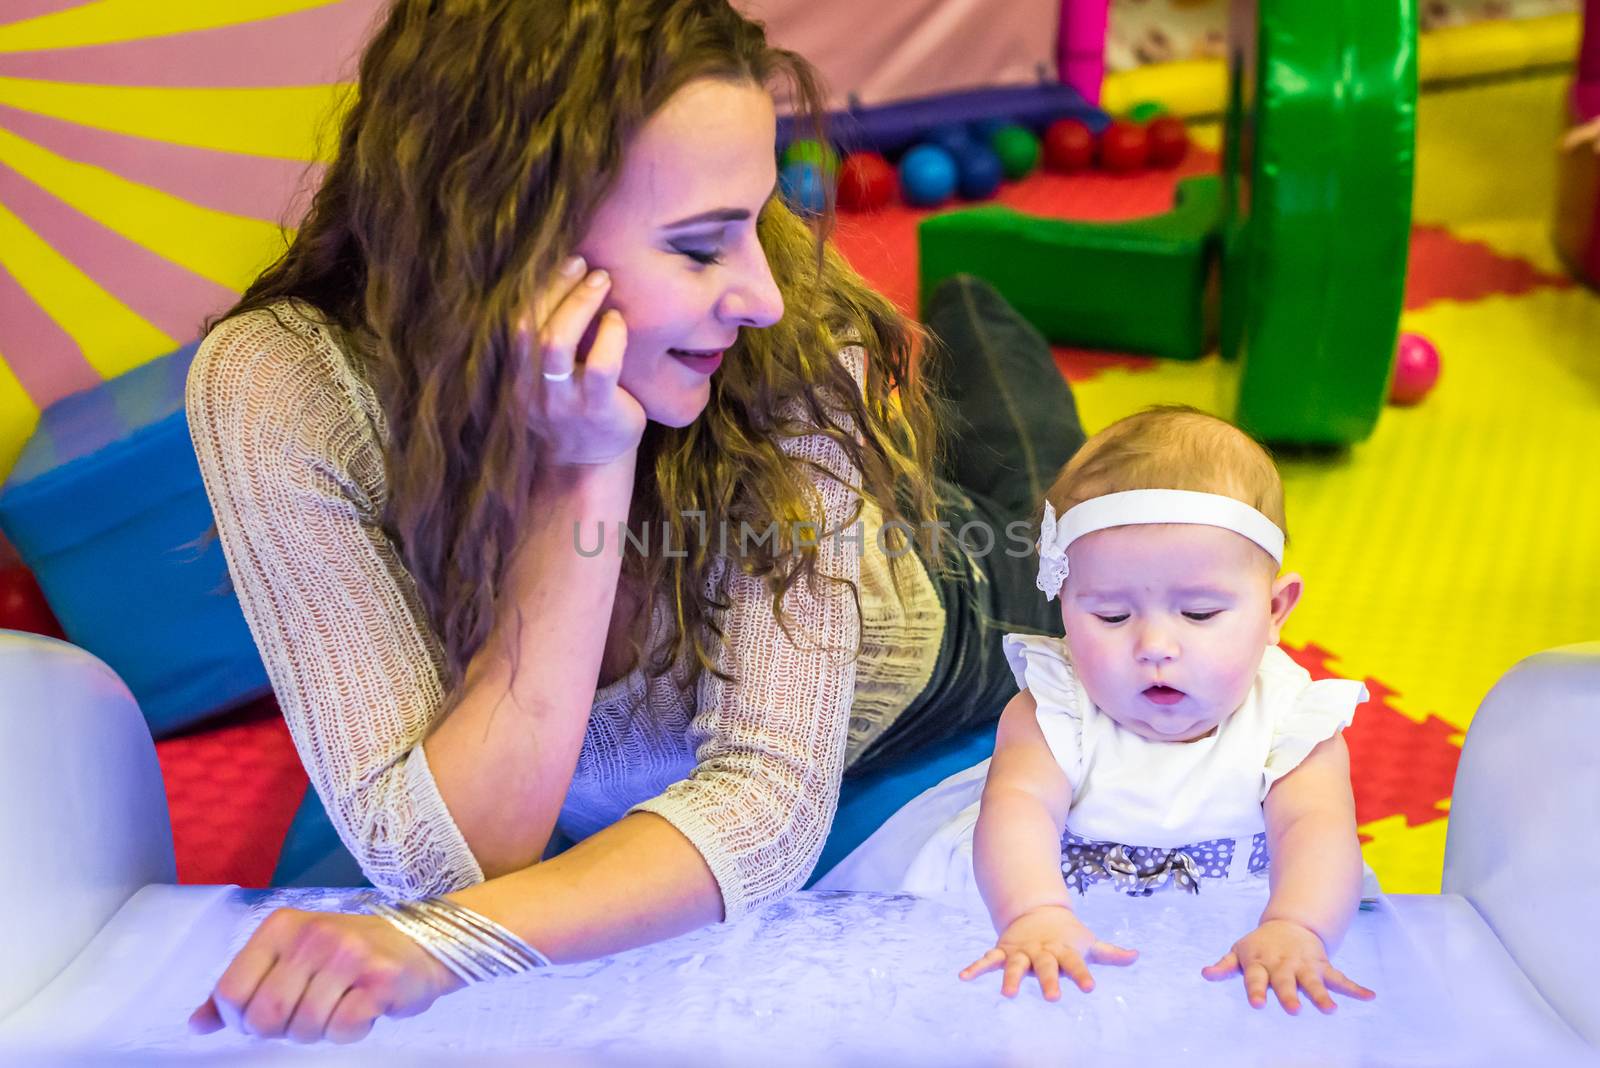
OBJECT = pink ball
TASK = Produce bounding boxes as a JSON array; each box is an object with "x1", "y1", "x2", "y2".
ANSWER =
[{"x1": 1390, "y1": 332, "x2": 1440, "y2": 406}]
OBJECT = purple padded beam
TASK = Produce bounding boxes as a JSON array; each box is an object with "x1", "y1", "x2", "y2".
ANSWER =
[{"x1": 777, "y1": 82, "x2": 1108, "y2": 158}]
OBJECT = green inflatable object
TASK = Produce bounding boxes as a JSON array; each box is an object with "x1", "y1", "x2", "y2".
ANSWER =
[
  {"x1": 1220, "y1": 0, "x2": 1417, "y2": 444},
  {"x1": 919, "y1": 176, "x2": 1223, "y2": 361},
  {"x1": 911, "y1": 0, "x2": 1417, "y2": 444},
  {"x1": 990, "y1": 125, "x2": 1040, "y2": 180}
]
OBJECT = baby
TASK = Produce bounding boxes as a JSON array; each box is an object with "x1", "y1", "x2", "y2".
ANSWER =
[{"x1": 838, "y1": 406, "x2": 1376, "y2": 1014}]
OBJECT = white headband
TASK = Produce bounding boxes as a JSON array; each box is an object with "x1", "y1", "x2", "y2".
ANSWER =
[{"x1": 1036, "y1": 489, "x2": 1285, "y2": 600}]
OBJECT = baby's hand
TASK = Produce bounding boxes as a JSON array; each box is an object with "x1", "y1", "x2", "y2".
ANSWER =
[
  {"x1": 1202, "y1": 919, "x2": 1375, "y2": 1014},
  {"x1": 1562, "y1": 116, "x2": 1600, "y2": 154},
  {"x1": 959, "y1": 904, "x2": 1138, "y2": 1000}
]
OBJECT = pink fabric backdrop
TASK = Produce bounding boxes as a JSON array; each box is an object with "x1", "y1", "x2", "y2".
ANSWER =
[{"x1": 739, "y1": 0, "x2": 1062, "y2": 111}]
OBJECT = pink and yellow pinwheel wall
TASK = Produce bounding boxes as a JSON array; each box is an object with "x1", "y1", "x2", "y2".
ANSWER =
[
  {"x1": 0, "y1": 0, "x2": 387, "y2": 472},
  {"x1": 0, "y1": 0, "x2": 1059, "y2": 476}
]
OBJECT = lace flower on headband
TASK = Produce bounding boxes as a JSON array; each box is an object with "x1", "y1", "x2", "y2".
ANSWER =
[{"x1": 1036, "y1": 501, "x2": 1071, "y2": 599}]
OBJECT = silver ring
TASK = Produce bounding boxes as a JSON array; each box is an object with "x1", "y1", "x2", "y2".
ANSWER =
[{"x1": 542, "y1": 369, "x2": 573, "y2": 382}]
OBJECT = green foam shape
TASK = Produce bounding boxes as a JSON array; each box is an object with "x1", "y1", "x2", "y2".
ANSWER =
[
  {"x1": 918, "y1": 175, "x2": 1223, "y2": 361},
  {"x1": 1220, "y1": 0, "x2": 1418, "y2": 445}
]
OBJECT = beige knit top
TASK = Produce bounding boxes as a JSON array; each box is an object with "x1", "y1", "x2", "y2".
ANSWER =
[{"x1": 187, "y1": 301, "x2": 944, "y2": 921}]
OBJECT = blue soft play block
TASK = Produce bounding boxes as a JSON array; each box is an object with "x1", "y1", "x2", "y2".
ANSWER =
[{"x1": 0, "y1": 344, "x2": 269, "y2": 737}]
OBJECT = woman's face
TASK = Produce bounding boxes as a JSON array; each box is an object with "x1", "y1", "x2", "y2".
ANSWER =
[{"x1": 576, "y1": 77, "x2": 785, "y2": 428}]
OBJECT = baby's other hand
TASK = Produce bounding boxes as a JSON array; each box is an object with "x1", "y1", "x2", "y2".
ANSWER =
[
  {"x1": 1562, "y1": 116, "x2": 1600, "y2": 154},
  {"x1": 959, "y1": 904, "x2": 1138, "y2": 1000},
  {"x1": 1202, "y1": 918, "x2": 1375, "y2": 1014}
]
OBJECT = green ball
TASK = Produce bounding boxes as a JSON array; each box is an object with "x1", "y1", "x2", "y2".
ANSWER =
[
  {"x1": 780, "y1": 139, "x2": 838, "y2": 176},
  {"x1": 1127, "y1": 100, "x2": 1169, "y2": 123},
  {"x1": 989, "y1": 124, "x2": 1040, "y2": 180}
]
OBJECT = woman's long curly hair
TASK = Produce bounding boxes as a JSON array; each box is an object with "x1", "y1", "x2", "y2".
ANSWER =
[{"x1": 218, "y1": 0, "x2": 941, "y2": 690}]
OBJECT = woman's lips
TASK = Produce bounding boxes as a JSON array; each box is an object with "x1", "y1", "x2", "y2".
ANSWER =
[
  {"x1": 1143, "y1": 685, "x2": 1185, "y2": 706},
  {"x1": 670, "y1": 348, "x2": 724, "y2": 374}
]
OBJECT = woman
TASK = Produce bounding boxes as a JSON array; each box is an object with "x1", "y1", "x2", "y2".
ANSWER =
[{"x1": 187, "y1": 0, "x2": 1084, "y2": 1043}]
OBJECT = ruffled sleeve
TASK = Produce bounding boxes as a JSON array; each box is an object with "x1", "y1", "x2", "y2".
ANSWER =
[
  {"x1": 1001, "y1": 633, "x2": 1087, "y2": 790},
  {"x1": 1261, "y1": 676, "x2": 1369, "y2": 798}
]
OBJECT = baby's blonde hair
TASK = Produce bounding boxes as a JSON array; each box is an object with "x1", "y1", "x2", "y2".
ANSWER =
[{"x1": 1044, "y1": 405, "x2": 1287, "y2": 538}]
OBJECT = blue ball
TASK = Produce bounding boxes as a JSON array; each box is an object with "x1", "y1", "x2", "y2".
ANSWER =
[
  {"x1": 779, "y1": 160, "x2": 829, "y2": 216},
  {"x1": 925, "y1": 122, "x2": 974, "y2": 158},
  {"x1": 956, "y1": 144, "x2": 1004, "y2": 200},
  {"x1": 898, "y1": 144, "x2": 958, "y2": 207},
  {"x1": 970, "y1": 116, "x2": 1014, "y2": 143}
]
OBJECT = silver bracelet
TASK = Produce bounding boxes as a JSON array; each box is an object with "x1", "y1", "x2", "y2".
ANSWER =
[
  {"x1": 368, "y1": 895, "x2": 552, "y2": 983},
  {"x1": 414, "y1": 896, "x2": 553, "y2": 968},
  {"x1": 369, "y1": 901, "x2": 488, "y2": 984}
]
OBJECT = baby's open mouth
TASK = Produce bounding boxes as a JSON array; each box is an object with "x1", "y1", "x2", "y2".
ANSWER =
[{"x1": 1143, "y1": 685, "x2": 1185, "y2": 706}]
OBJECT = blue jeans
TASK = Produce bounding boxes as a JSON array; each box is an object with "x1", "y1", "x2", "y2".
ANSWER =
[{"x1": 847, "y1": 274, "x2": 1086, "y2": 776}]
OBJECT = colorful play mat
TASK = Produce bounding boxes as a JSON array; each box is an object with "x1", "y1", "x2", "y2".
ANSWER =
[{"x1": 134, "y1": 67, "x2": 1600, "y2": 897}]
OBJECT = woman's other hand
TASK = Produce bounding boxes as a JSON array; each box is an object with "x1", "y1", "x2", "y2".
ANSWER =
[{"x1": 188, "y1": 908, "x2": 461, "y2": 1044}]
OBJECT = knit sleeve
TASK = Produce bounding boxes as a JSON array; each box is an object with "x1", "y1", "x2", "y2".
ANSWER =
[
  {"x1": 186, "y1": 308, "x2": 484, "y2": 896},
  {"x1": 628, "y1": 347, "x2": 868, "y2": 922}
]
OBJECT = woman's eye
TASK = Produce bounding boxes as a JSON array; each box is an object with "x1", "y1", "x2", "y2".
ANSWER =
[
  {"x1": 1183, "y1": 610, "x2": 1221, "y2": 621},
  {"x1": 1093, "y1": 613, "x2": 1129, "y2": 625},
  {"x1": 674, "y1": 245, "x2": 723, "y2": 266}
]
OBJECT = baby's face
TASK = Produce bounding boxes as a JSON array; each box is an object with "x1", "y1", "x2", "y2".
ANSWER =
[{"x1": 1059, "y1": 524, "x2": 1300, "y2": 743}]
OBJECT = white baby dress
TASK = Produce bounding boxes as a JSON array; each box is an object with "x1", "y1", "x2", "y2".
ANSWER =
[{"x1": 819, "y1": 634, "x2": 1369, "y2": 903}]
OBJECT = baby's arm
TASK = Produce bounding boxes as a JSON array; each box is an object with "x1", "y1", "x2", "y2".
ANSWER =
[
  {"x1": 1260, "y1": 733, "x2": 1365, "y2": 944},
  {"x1": 1202, "y1": 733, "x2": 1375, "y2": 1013},
  {"x1": 972, "y1": 690, "x2": 1074, "y2": 924},
  {"x1": 960, "y1": 691, "x2": 1137, "y2": 998}
]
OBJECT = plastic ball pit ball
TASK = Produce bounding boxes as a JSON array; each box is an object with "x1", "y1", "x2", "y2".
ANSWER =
[
  {"x1": 925, "y1": 123, "x2": 975, "y2": 158},
  {"x1": 1043, "y1": 119, "x2": 1096, "y2": 173},
  {"x1": 837, "y1": 152, "x2": 895, "y2": 211},
  {"x1": 989, "y1": 124, "x2": 1040, "y2": 180},
  {"x1": 955, "y1": 144, "x2": 1004, "y2": 200},
  {"x1": 1099, "y1": 121, "x2": 1149, "y2": 172},
  {"x1": 1128, "y1": 100, "x2": 1169, "y2": 123},
  {"x1": 780, "y1": 139, "x2": 838, "y2": 176},
  {"x1": 970, "y1": 117, "x2": 1013, "y2": 143},
  {"x1": 1146, "y1": 116, "x2": 1190, "y2": 168},
  {"x1": 1390, "y1": 333, "x2": 1441, "y2": 406},
  {"x1": 898, "y1": 144, "x2": 959, "y2": 207},
  {"x1": 779, "y1": 160, "x2": 829, "y2": 215}
]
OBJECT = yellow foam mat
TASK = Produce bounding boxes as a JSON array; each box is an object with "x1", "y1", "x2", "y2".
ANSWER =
[
  {"x1": 1069, "y1": 72, "x2": 1600, "y2": 892},
  {"x1": 1101, "y1": 14, "x2": 1581, "y2": 119}
]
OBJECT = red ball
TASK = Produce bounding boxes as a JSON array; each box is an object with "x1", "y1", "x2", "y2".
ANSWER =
[
  {"x1": 0, "y1": 565, "x2": 65, "y2": 639},
  {"x1": 1098, "y1": 121, "x2": 1149, "y2": 172},
  {"x1": 836, "y1": 151, "x2": 895, "y2": 212},
  {"x1": 1043, "y1": 119, "x2": 1096, "y2": 173},
  {"x1": 1145, "y1": 115, "x2": 1189, "y2": 168},
  {"x1": 1390, "y1": 332, "x2": 1441, "y2": 406}
]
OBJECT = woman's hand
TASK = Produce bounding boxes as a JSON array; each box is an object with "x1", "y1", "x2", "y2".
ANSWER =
[
  {"x1": 188, "y1": 908, "x2": 462, "y2": 1044},
  {"x1": 959, "y1": 904, "x2": 1138, "y2": 1000},
  {"x1": 525, "y1": 255, "x2": 647, "y2": 466},
  {"x1": 1202, "y1": 918, "x2": 1375, "y2": 1014}
]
